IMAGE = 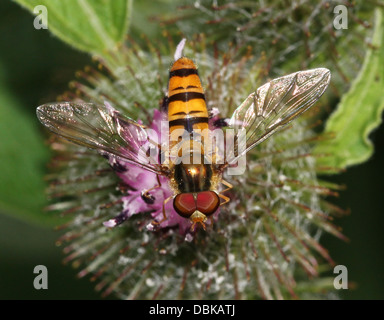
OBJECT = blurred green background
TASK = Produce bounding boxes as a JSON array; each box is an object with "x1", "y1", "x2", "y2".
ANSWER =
[{"x1": 0, "y1": 0, "x2": 383, "y2": 299}]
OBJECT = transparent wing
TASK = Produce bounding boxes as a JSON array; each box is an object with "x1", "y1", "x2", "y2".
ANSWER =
[
  {"x1": 36, "y1": 102, "x2": 164, "y2": 174},
  {"x1": 226, "y1": 68, "x2": 331, "y2": 165}
]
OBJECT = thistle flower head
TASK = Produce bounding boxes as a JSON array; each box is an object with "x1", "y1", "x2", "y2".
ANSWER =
[{"x1": 42, "y1": 35, "x2": 348, "y2": 299}]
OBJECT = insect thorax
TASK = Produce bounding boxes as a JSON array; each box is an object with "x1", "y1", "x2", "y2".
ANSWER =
[{"x1": 168, "y1": 149, "x2": 212, "y2": 193}]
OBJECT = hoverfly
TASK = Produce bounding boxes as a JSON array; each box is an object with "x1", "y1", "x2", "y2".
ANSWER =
[{"x1": 37, "y1": 40, "x2": 330, "y2": 231}]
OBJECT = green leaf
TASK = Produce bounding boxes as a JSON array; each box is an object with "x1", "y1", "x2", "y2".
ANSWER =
[
  {"x1": 0, "y1": 64, "x2": 58, "y2": 227},
  {"x1": 314, "y1": 8, "x2": 384, "y2": 173},
  {"x1": 13, "y1": 0, "x2": 132, "y2": 57}
]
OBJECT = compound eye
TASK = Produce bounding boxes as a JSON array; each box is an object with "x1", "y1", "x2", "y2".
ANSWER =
[
  {"x1": 196, "y1": 191, "x2": 220, "y2": 216},
  {"x1": 173, "y1": 193, "x2": 196, "y2": 218}
]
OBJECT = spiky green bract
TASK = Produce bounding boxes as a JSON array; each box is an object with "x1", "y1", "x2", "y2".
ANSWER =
[{"x1": 160, "y1": 0, "x2": 375, "y2": 94}]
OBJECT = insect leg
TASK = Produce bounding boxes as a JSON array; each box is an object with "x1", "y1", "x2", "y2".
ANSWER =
[
  {"x1": 221, "y1": 179, "x2": 233, "y2": 193},
  {"x1": 141, "y1": 175, "x2": 162, "y2": 204},
  {"x1": 218, "y1": 179, "x2": 233, "y2": 206},
  {"x1": 143, "y1": 175, "x2": 162, "y2": 193},
  {"x1": 152, "y1": 195, "x2": 173, "y2": 225},
  {"x1": 218, "y1": 194, "x2": 230, "y2": 206}
]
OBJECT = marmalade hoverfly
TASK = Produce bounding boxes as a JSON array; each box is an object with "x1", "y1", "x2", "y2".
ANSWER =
[{"x1": 37, "y1": 40, "x2": 330, "y2": 231}]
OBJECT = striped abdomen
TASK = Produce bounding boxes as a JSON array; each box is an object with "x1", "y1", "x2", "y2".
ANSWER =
[
  {"x1": 167, "y1": 57, "x2": 213, "y2": 193},
  {"x1": 167, "y1": 57, "x2": 209, "y2": 136}
]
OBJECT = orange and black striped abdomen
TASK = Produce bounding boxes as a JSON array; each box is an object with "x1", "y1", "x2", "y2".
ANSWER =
[{"x1": 167, "y1": 57, "x2": 209, "y2": 134}]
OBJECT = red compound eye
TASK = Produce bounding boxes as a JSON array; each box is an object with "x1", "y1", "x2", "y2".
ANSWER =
[
  {"x1": 197, "y1": 191, "x2": 220, "y2": 216},
  {"x1": 173, "y1": 193, "x2": 196, "y2": 218}
]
